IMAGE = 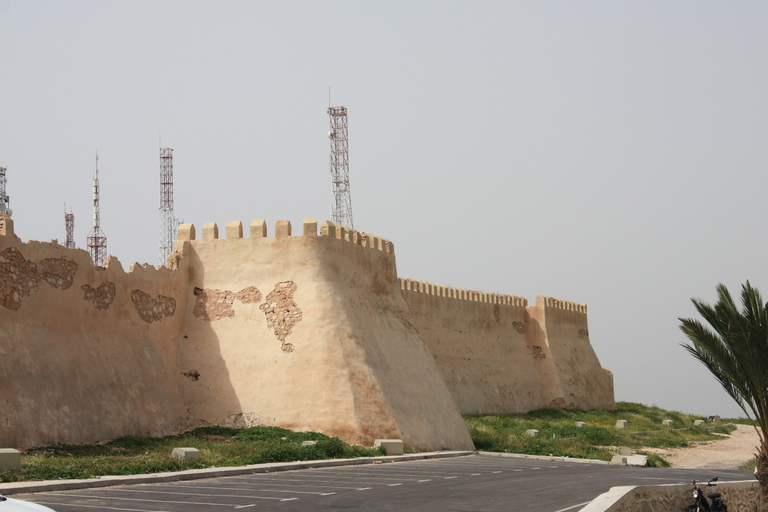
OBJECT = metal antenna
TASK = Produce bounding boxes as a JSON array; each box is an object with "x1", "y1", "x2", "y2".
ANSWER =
[
  {"x1": 0, "y1": 166, "x2": 10, "y2": 217},
  {"x1": 65, "y1": 204, "x2": 75, "y2": 248},
  {"x1": 87, "y1": 153, "x2": 107, "y2": 266},
  {"x1": 159, "y1": 147, "x2": 181, "y2": 265},
  {"x1": 327, "y1": 105, "x2": 354, "y2": 229}
]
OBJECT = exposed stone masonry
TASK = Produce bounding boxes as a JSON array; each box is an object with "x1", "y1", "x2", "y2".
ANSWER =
[
  {"x1": 0, "y1": 247, "x2": 42, "y2": 311},
  {"x1": 193, "y1": 286, "x2": 263, "y2": 321},
  {"x1": 131, "y1": 290, "x2": 177, "y2": 323},
  {"x1": 81, "y1": 282, "x2": 116, "y2": 311},
  {"x1": 260, "y1": 281, "x2": 302, "y2": 353},
  {"x1": 40, "y1": 257, "x2": 77, "y2": 290}
]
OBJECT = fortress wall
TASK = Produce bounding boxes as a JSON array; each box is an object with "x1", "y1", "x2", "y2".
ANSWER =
[
  {"x1": 176, "y1": 219, "x2": 474, "y2": 451},
  {"x1": 0, "y1": 217, "x2": 192, "y2": 449},
  {"x1": 529, "y1": 296, "x2": 615, "y2": 410},
  {"x1": 400, "y1": 278, "x2": 616, "y2": 413}
]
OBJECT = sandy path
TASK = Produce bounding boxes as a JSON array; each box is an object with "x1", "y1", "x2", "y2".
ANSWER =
[{"x1": 644, "y1": 424, "x2": 760, "y2": 470}]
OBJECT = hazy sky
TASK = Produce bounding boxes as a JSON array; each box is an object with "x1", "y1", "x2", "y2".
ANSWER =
[{"x1": 2, "y1": 1, "x2": 766, "y2": 418}]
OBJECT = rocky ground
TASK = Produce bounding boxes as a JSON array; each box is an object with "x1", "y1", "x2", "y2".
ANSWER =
[{"x1": 643, "y1": 424, "x2": 760, "y2": 470}]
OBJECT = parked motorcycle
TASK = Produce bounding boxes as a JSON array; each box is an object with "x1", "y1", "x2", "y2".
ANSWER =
[{"x1": 686, "y1": 476, "x2": 727, "y2": 511}]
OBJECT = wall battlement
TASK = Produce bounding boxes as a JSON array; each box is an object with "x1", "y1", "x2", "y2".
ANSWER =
[
  {"x1": 537, "y1": 295, "x2": 588, "y2": 313},
  {"x1": 0, "y1": 214, "x2": 613, "y2": 451},
  {"x1": 399, "y1": 277, "x2": 528, "y2": 307},
  {"x1": 176, "y1": 219, "x2": 394, "y2": 255}
]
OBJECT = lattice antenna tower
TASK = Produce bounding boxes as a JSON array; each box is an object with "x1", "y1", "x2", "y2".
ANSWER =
[
  {"x1": 0, "y1": 166, "x2": 11, "y2": 217},
  {"x1": 87, "y1": 153, "x2": 107, "y2": 266},
  {"x1": 159, "y1": 147, "x2": 181, "y2": 265},
  {"x1": 64, "y1": 205, "x2": 75, "y2": 248},
  {"x1": 328, "y1": 106, "x2": 354, "y2": 228}
]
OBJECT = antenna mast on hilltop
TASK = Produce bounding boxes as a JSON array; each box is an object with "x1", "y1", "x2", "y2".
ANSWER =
[
  {"x1": 87, "y1": 154, "x2": 107, "y2": 266},
  {"x1": 0, "y1": 166, "x2": 11, "y2": 217},
  {"x1": 159, "y1": 147, "x2": 181, "y2": 265},
  {"x1": 65, "y1": 206, "x2": 75, "y2": 248},
  {"x1": 328, "y1": 105, "x2": 354, "y2": 229}
]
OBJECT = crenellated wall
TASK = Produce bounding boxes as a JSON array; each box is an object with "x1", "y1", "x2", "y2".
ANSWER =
[
  {"x1": 399, "y1": 279, "x2": 615, "y2": 413},
  {"x1": 0, "y1": 214, "x2": 614, "y2": 451}
]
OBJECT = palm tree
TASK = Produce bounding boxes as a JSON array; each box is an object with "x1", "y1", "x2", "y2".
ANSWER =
[{"x1": 679, "y1": 281, "x2": 768, "y2": 498}]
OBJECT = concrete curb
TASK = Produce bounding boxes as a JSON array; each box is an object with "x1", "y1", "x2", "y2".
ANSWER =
[
  {"x1": 477, "y1": 451, "x2": 610, "y2": 465},
  {"x1": 0, "y1": 451, "x2": 475, "y2": 496}
]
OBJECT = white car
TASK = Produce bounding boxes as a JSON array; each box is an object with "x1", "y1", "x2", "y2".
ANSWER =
[{"x1": 0, "y1": 495, "x2": 55, "y2": 512}]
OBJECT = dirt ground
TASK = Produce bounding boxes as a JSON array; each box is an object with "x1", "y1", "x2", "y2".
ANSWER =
[{"x1": 642, "y1": 424, "x2": 760, "y2": 470}]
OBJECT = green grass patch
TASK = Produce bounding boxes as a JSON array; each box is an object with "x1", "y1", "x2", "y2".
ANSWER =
[
  {"x1": 1, "y1": 426, "x2": 385, "y2": 483},
  {"x1": 464, "y1": 401, "x2": 739, "y2": 467}
]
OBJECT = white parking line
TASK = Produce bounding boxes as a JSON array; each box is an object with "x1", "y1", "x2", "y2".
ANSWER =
[
  {"x1": 133, "y1": 484, "x2": 335, "y2": 496},
  {"x1": 42, "y1": 494, "x2": 245, "y2": 507},
  {"x1": 388, "y1": 483, "x2": 402, "y2": 487},
  {"x1": 417, "y1": 479, "x2": 431, "y2": 483},
  {"x1": 94, "y1": 488, "x2": 295, "y2": 501},
  {"x1": 35, "y1": 504, "x2": 168, "y2": 512}
]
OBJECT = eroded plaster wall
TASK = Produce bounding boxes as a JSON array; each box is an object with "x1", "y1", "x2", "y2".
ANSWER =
[
  {"x1": 400, "y1": 279, "x2": 616, "y2": 413},
  {"x1": 174, "y1": 219, "x2": 475, "y2": 451},
  {"x1": 0, "y1": 217, "x2": 192, "y2": 449}
]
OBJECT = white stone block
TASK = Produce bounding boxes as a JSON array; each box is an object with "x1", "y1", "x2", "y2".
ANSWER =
[
  {"x1": 0, "y1": 448, "x2": 21, "y2": 471},
  {"x1": 171, "y1": 447, "x2": 201, "y2": 462},
  {"x1": 618, "y1": 446, "x2": 632, "y2": 455},
  {"x1": 301, "y1": 440, "x2": 318, "y2": 447},
  {"x1": 374, "y1": 439, "x2": 404, "y2": 455},
  {"x1": 525, "y1": 429, "x2": 540, "y2": 437},
  {"x1": 662, "y1": 419, "x2": 674, "y2": 427},
  {"x1": 615, "y1": 420, "x2": 628, "y2": 429},
  {"x1": 609, "y1": 455, "x2": 628, "y2": 465},
  {"x1": 575, "y1": 421, "x2": 586, "y2": 428},
  {"x1": 694, "y1": 419, "x2": 706, "y2": 426}
]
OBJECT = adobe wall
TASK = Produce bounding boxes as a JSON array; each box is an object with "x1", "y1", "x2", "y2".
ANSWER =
[
  {"x1": 400, "y1": 280, "x2": 615, "y2": 413},
  {"x1": 174, "y1": 219, "x2": 475, "y2": 451},
  {"x1": 0, "y1": 217, "x2": 192, "y2": 449}
]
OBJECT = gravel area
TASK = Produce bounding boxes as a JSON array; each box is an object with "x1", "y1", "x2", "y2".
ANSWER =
[{"x1": 644, "y1": 424, "x2": 760, "y2": 470}]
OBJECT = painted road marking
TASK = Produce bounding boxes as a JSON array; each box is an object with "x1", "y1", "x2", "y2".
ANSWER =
[
  {"x1": 99, "y1": 488, "x2": 295, "y2": 501},
  {"x1": 42, "y1": 494, "x2": 244, "y2": 507},
  {"x1": 553, "y1": 501, "x2": 592, "y2": 512},
  {"x1": 471, "y1": 473, "x2": 481, "y2": 476},
  {"x1": 143, "y1": 483, "x2": 335, "y2": 496},
  {"x1": 388, "y1": 483, "x2": 402, "y2": 486},
  {"x1": 234, "y1": 505, "x2": 257, "y2": 509},
  {"x1": 35, "y1": 505, "x2": 167, "y2": 512},
  {"x1": 417, "y1": 479, "x2": 431, "y2": 483}
]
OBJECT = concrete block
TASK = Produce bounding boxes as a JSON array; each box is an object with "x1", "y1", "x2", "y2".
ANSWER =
[
  {"x1": 0, "y1": 448, "x2": 21, "y2": 471},
  {"x1": 374, "y1": 439, "x2": 404, "y2": 456},
  {"x1": 626, "y1": 455, "x2": 648, "y2": 467},
  {"x1": 609, "y1": 455, "x2": 628, "y2": 466},
  {"x1": 662, "y1": 419, "x2": 674, "y2": 427},
  {"x1": 618, "y1": 446, "x2": 632, "y2": 456},
  {"x1": 525, "y1": 429, "x2": 540, "y2": 437},
  {"x1": 615, "y1": 420, "x2": 628, "y2": 429},
  {"x1": 694, "y1": 419, "x2": 706, "y2": 426},
  {"x1": 709, "y1": 415, "x2": 721, "y2": 423},
  {"x1": 575, "y1": 421, "x2": 586, "y2": 428},
  {"x1": 171, "y1": 447, "x2": 201, "y2": 462},
  {"x1": 301, "y1": 441, "x2": 317, "y2": 447}
]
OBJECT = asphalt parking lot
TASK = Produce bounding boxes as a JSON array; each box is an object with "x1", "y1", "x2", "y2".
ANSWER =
[{"x1": 11, "y1": 454, "x2": 756, "y2": 512}]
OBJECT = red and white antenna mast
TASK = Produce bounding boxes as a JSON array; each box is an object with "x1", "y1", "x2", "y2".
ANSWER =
[
  {"x1": 87, "y1": 153, "x2": 107, "y2": 266},
  {"x1": 327, "y1": 105, "x2": 354, "y2": 228},
  {"x1": 159, "y1": 147, "x2": 181, "y2": 265},
  {"x1": 64, "y1": 205, "x2": 75, "y2": 248}
]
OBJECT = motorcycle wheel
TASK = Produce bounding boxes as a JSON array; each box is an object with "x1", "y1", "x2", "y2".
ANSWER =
[{"x1": 685, "y1": 506, "x2": 699, "y2": 512}]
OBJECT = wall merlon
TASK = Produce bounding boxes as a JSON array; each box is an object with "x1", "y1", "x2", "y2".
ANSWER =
[
  {"x1": 202, "y1": 223, "x2": 219, "y2": 240},
  {"x1": 226, "y1": 221, "x2": 243, "y2": 239},
  {"x1": 303, "y1": 219, "x2": 317, "y2": 236},
  {"x1": 399, "y1": 278, "x2": 528, "y2": 306},
  {"x1": 275, "y1": 220, "x2": 292, "y2": 238},
  {"x1": 251, "y1": 219, "x2": 267, "y2": 238},
  {"x1": 320, "y1": 220, "x2": 336, "y2": 238},
  {"x1": 178, "y1": 223, "x2": 195, "y2": 241},
  {"x1": 0, "y1": 215, "x2": 14, "y2": 237}
]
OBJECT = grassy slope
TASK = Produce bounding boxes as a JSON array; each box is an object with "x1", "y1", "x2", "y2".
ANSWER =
[{"x1": 465, "y1": 401, "x2": 741, "y2": 467}]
